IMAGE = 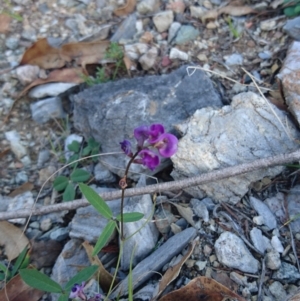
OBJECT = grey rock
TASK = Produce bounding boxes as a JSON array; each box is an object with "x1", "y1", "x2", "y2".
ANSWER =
[
  {"x1": 28, "y1": 83, "x2": 77, "y2": 99},
  {"x1": 30, "y1": 97, "x2": 65, "y2": 124},
  {"x1": 37, "y1": 149, "x2": 50, "y2": 167},
  {"x1": 168, "y1": 22, "x2": 181, "y2": 43},
  {"x1": 74, "y1": 66, "x2": 222, "y2": 179},
  {"x1": 65, "y1": 19, "x2": 79, "y2": 32},
  {"x1": 269, "y1": 281, "x2": 287, "y2": 301},
  {"x1": 50, "y1": 227, "x2": 70, "y2": 241},
  {"x1": 174, "y1": 25, "x2": 200, "y2": 45},
  {"x1": 250, "y1": 197, "x2": 277, "y2": 230},
  {"x1": 230, "y1": 271, "x2": 248, "y2": 286},
  {"x1": 273, "y1": 262, "x2": 300, "y2": 283},
  {"x1": 16, "y1": 64, "x2": 39, "y2": 85},
  {"x1": 40, "y1": 218, "x2": 52, "y2": 232},
  {"x1": 5, "y1": 36, "x2": 20, "y2": 50},
  {"x1": 121, "y1": 176, "x2": 159, "y2": 270},
  {"x1": 169, "y1": 48, "x2": 188, "y2": 60},
  {"x1": 277, "y1": 41, "x2": 300, "y2": 125},
  {"x1": 0, "y1": 195, "x2": 10, "y2": 212},
  {"x1": 154, "y1": 205, "x2": 176, "y2": 236},
  {"x1": 225, "y1": 53, "x2": 243, "y2": 66},
  {"x1": 250, "y1": 227, "x2": 267, "y2": 255},
  {"x1": 190, "y1": 198, "x2": 209, "y2": 222},
  {"x1": 8, "y1": 192, "x2": 34, "y2": 225},
  {"x1": 215, "y1": 232, "x2": 259, "y2": 273},
  {"x1": 110, "y1": 13, "x2": 137, "y2": 42},
  {"x1": 258, "y1": 50, "x2": 272, "y2": 60},
  {"x1": 266, "y1": 249, "x2": 281, "y2": 270},
  {"x1": 283, "y1": 17, "x2": 300, "y2": 41},
  {"x1": 195, "y1": 260, "x2": 207, "y2": 271},
  {"x1": 153, "y1": 10, "x2": 174, "y2": 33},
  {"x1": 111, "y1": 227, "x2": 197, "y2": 298},
  {"x1": 271, "y1": 236, "x2": 284, "y2": 253},
  {"x1": 133, "y1": 283, "x2": 156, "y2": 301},
  {"x1": 287, "y1": 185, "x2": 300, "y2": 233},
  {"x1": 260, "y1": 19, "x2": 277, "y2": 31},
  {"x1": 172, "y1": 92, "x2": 300, "y2": 204},
  {"x1": 265, "y1": 193, "x2": 285, "y2": 221},
  {"x1": 94, "y1": 162, "x2": 116, "y2": 183},
  {"x1": 200, "y1": 198, "x2": 215, "y2": 211},
  {"x1": 70, "y1": 187, "x2": 128, "y2": 242},
  {"x1": 25, "y1": 228, "x2": 42, "y2": 240},
  {"x1": 190, "y1": 6, "x2": 205, "y2": 19},
  {"x1": 51, "y1": 239, "x2": 90, "y2": 301},
  {"x1": 21, "y1": 26, "x2": 37, "y2": 41},
  {"x1": 15, "y1": 171, "x2": 28, "y2": 184}
]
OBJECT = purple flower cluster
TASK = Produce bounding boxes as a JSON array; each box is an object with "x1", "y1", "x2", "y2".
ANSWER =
[
  {"x1": 120, "y1": 124, "x2": 178, "y2": 171},
  {"x1": 69, "y1": 282, "x2": 102, "y2": 301}
]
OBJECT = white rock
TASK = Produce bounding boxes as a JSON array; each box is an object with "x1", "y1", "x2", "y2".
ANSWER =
[
  {"x1": 250, "y1": 227, "x2": 267, "y2": 255},
  {"x1": 137, "y1": 0, "x2": 158, "y2": 14},
  {"x1": 153, "y1": 10, "x2": 174, "y2": 33},
  {"x1": 16, "y1": 65, "x2": 40, "y2": 85},
  {"x1": 271, "y1": 236, "x2": 284, "y2": 253},
  {"x1": 169, "y1": 48, "x2": 188, "y2": 60},
  {"x1": 125, "y1": 43, "x2": 149, "y2": 60},
  {"x1": 5, "y1": 130, "x2": 27, "y2": 159},
  {"x1": 266, "y1": 249, "x2": 281, "y2": 270},
  {"x1": 139, "y1": 47, "x2": 158, "y2": 70},
  {"x1": 260, "y1": 19, "x2": 277, "y2": 31},
  {"x1": 190, "y1": 6, "x2": 205, "y2": 19},
  {"x1": 28, "y1": 82, "x2": 78, "y2": 99},
  {"x1": 168, "y1": 22, "x2": 181, "y2": 43},
  {"x1": 215, "y1": 232, "x2": 259, "y2": 273},
  {"x1": 253, "y1": 215, "x2": 264, "y2": 225}
]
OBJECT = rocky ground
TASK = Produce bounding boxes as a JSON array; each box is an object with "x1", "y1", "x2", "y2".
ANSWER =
[{"x1": 1, "y1": 0, "x2": 300, "y2": 300}]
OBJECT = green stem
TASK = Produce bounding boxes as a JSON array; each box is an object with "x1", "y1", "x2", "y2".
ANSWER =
[{"x1": 120, "y1": 151, "x2": 140, "y2": 240}]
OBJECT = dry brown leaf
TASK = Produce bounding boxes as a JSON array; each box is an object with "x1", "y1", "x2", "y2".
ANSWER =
[
  {"x1": 170, "y1": 202, "x2": 196, "y2": 228},
  {"x1": 9, "y1": 182, "x2": 34, "y2": 198},
  {"x1": 0, "y1": 14, "x2": 11, "y2": 34},
  {"x1": 20, "y1": 38, "x2": 65, "y2": 69},
  {"x1": 0, "y1": 271, "x2": 44, "y2": 301},
  {"x1": 0, "y1": 221, "x2": 29, "y2": 261},
  {"x1": 284, "y1": 289, "x2": 300, "y2": 301},
  {"x1": 60, "y1": 40, "x2": 110, "y2": 74},
  {"x1": 82, "y1": 241, "x2": 118, "y2": 292},
  {"x1": 0, "y1": 148, "x2": 10, "y2": 159},
  {"x1": 114, "y1": 0, "x2": 136, "y2": 16},
  {"x1": 218, "y1": 5, "x2": 255, "y2": 16},
  {"x1": 158, "y1": 276, "x2": 247, "y2": 301},
  {"x1": 16, "y1": 67, "x2": 84, "y2": 100},
  {"x1": 151, "y1": 239, "x2": 196, "y2": 301}
]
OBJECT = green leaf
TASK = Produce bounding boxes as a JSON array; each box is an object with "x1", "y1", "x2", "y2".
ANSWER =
[
  {"x1": 0, "y1": 262, "x2": 10, "y2": 280},
  {"x1": 63, "y1": 183, "x2": 76, "y2": 202},
  {"x1": 93, "y1": 220, "x2": 116, "y2": 256},
  {"x1": 88, "y1": 137, "x2": 100, "y2": 149},
  {"x1": 295, "y1": 4, "x2": 300, "y2": 13},
  {"x1": 19, "y1": 269, "x2": 63, "y2": 293},
  {"x1": 79, "y1": 183, "x2": 112, "y2": 219},
  {"x1": 70, "y1": 169, "x2": 91, "y2": 182},
  {"x1": 67, "y1": 140, "x2": 80, "y2": 152},
  {"x1": 64, "y1": 265, "x2": 98, "y2": 291},
  {"x1": 116, "y1": 212, "x2": 144, "y2": 223},
  {"x1": 58, "y1": 294, "x2": 69, "y2": 301},
  {"x1": 82, "y1": 146, "x2": 92, "y2": 157},
  {"x1": 53, "y1": 176, "x2": 69, "y2": 192},
  {"x1": 284, "y1": 6, "x2": 298, "y2": 17},
  {"x1": 67, "y1": 153, "x2": 79, "y2": 166},
  {"x1": 11, "y1": 246, "x2": 28, "y2": 277}
]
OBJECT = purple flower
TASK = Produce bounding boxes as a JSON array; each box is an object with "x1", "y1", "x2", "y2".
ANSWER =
[
  {"x1": 134, "y1": 125, "x2": 150, "y2": 148},
  {"x1": 70, "y1": 282, "x2": 86, "y2": 300},
  {"x1": 120, "y1": 140, "x2": 132, "y2": 156},
  {"x1": 153, "y1": 133, "x2": 178, "y2": 157},
  {"x1": 148, "y1": 124, "x2": 165, "y2": 143},
  {"x1": 136, "y1": 149, "x2": 160, "y2": 171}
]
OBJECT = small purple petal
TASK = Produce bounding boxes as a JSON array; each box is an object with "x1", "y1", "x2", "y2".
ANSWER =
[
  {"x1": 154, "y1": 133, "x2": 178, "y2": 157},
  {"x1": 134, "y1": 125, "x2": 150, "y2": 147},
  {"x1": 139, "y1": 149, "x2": 160, "y2": 170},
  {"x1": 69, "y1": 282, "x2": 85, "y2": 299},
  {"x1": 120, "y1": 140, "x2": 132, "y2": 156},
  {"x1": 148, "y1": 124, "x2": 165, "y2": 143}
]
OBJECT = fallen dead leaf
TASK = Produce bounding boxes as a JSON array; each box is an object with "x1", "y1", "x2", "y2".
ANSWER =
[
  {"x1": 16, "y1": 67, "x2": 84, "y2": 100},
  {"x1": 9, "y1": 182, "x2": 34, "y2": 198},
  {"x1": 114, "y1": 0, "x2": 136, "y2": 16},
  {"x1": 0, "y1": 270, "x2": 44, "y2": 301},
  {"x1": 0, "y1": 221, "x2": 29, "y2": 261},
  {"x1": 158, "y1": 276, "x2": 247, "y2": 301},
  {"x1": 0, "y1": 148, "x2": 10, "y2": 159},
  {"x1": 0, "y1": 14, "x2": 11, "y2": 34},
  {"x1": 218, "y1": 5, "x2": 255, "y2": 16},
  {"x1": 151, "y1": 239, "x2": 196, "y2": 301},
  {"x1": 60, "y1": 40, "x2": 110, "y2": 74},
  {"x1": 170, "y1": 202, "x2": 196, "y2": 228},
  {"x1": 82, "y1": 241, "x2": 118, "y2": 292},
  {"x1": 20, "y1": 38, "x2": 65, "y2": 69}
]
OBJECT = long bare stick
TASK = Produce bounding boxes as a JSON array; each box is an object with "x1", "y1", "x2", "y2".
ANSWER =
[{"x1": 1, "y1": 149, "x2": 300, "y2": 221}]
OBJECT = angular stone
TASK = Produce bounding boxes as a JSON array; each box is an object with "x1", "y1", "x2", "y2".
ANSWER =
[
  {"x1": 74, "y1": 66, "x2": 222, "y2": 178},
  {"x1": 215, "y1": 232, "x2": 259, "y2": 273},
  {"x1": 283, "y1": 17, "x2": 300, "y2": 41},
  {"x1": 172, "y1": 92, "x2": 300, "y2": 204},
  {"x1": 28, "y1": 82, "x2": 77, "y2": 98},
  {"x1": 110, "y1": 227, "x2": 197, "y2": 298},
  {"x1": 273, "y1": 262, "x2": 300, "y2": 283},
  {"x1": 250, "y1": 227, "x2": 268, "y2": 255},
  {"x1": 110, "y1": 13, "x2": 137, "y2": 42},
  {"x1": 153, "y1": 10, "x2": 174, "y2": 33},
  {"x1": 250, "y1": 197, "x2": 277, "y2": 230},
  {"x1": 287, "y1": 185, "x2": 300, "y2": 233},
  {"x1": 174, "y1": 25, "x2": 200, "y2": 45},
  {"x1": 266, "y1": 249, "x2": 281, "y2": 270}
]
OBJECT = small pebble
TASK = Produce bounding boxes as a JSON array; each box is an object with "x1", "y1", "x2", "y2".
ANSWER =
[{"x1": 266, "y1": 249, "x2": 281, "y2": 270}]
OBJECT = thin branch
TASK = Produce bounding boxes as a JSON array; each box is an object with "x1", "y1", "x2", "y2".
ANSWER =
[{"x1": 1, "y1": 149, "x2": 300, "y2": 220}]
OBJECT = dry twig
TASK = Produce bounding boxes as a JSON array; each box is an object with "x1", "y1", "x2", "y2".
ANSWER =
[{"x1": 0, "y1": 149, "x2": 300, "y2": 220}]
